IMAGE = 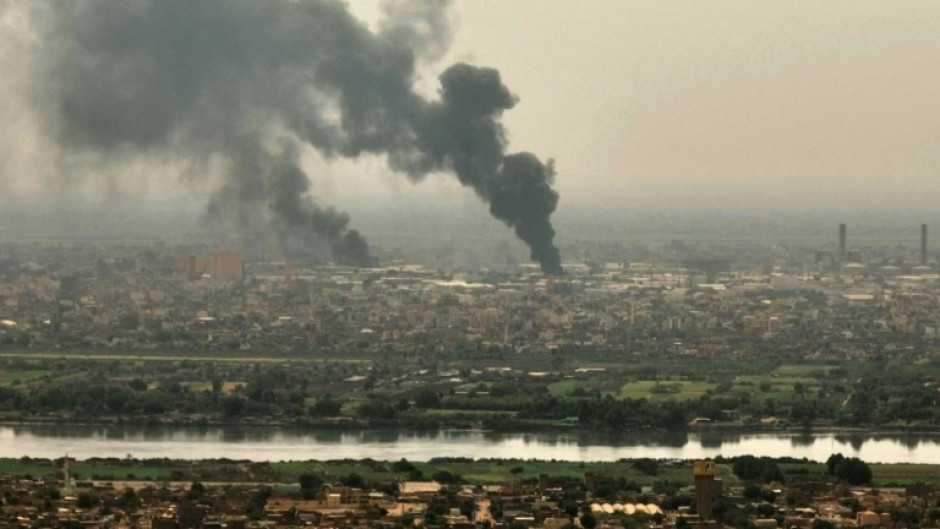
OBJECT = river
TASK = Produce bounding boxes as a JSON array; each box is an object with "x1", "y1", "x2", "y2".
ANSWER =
[{"x1": 3, "y1": 425, "x2": 940, "y2": 463}]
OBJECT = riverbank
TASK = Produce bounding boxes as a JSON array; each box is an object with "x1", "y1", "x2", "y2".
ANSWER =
[{"x1": 3, "y1": 415, "x2": 940, "y2": 437}]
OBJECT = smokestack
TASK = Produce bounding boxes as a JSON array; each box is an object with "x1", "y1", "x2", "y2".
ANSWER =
[
  {"x1": 838, "y1": 223, "x2": 847, "y2": 264},
  {"x1": 922, "y1": 224, "x2": 928, "y2": 265}
]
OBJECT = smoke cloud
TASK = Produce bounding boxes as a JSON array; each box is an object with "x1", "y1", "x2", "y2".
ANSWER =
[{"x1": 25, "y1": 0, "x2": 563, "y2": 273}]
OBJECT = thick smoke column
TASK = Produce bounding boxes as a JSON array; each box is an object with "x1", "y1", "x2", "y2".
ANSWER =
[{"x1": 28, "y1": 0, "x2": 563, "y2": 273}]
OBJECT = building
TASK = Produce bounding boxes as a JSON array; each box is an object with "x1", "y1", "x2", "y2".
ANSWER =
[
  {"x1": 210, "y1": 250, "x2": 244, "y2": 281},
  {"x1": 694, "y1": 460, "x2": 719, "y2": 521}
]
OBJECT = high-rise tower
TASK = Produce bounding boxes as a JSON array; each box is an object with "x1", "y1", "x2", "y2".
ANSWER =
[{"x1": 694, "y1": 460, "x2": 718, "y2": 520}]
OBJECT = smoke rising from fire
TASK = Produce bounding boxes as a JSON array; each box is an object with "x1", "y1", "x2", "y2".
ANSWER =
[{"x1": 24, "y1": 0, "x2": 562, "y2": 273}]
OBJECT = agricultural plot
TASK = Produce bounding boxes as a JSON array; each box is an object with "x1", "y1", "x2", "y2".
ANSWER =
[{"x1": 871, "y1": 463, "x2": 940, "y2": 486}]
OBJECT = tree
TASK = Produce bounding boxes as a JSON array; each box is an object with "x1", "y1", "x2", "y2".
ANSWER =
[
  {"x1": 835, "y1": 457, "x2": 872, "y2": 485},
  {"x1": 299, "y1": 473, "x2": 323, "y2": 495},
  {"x1": 756, "y1": 503, "x2": 776, "y2": 518},
  {"x1": 825, "y1": 453, "x2": 845, "y2": 476},
  {"x1": 793, "y1": 382, "x2": 805, "y2": 399},
  {"x1": 223, "y1": 396, "x2": 245, "y2": 417},
  {"x1": 489, "y1": 501, "x2": 504, "y2": 521},
  {"x1": 310, "y1": 397, "x2": 342, "y2": 416},
  {"x1": 392, "y1": 459, "x2": 416, "y2": 473},
  {"x1": 186, "y1": 481, "x2": 206, "y2": 500},
  {"x1": 341, "y1": 473, "x2": 366, "y2": 488},
  {"x1": 731, "y1": 456, "x2": 784, "y2": 483},
  {"x1": 826, "y1": 453, "x2": 871, "y2": 484},
  {"x1": 579, "y1": 513, "x2": 597, "y2": 529},
  {"x1": 632, "y1": 458, "x2": 660, "y2": 476},
  {"x1": 414, "y1": 390, "x2": 441, "y2": 409},
  {"x1": 743, "y1": 484, "x2": 762, "y2": 500},
  {"x1": 459, "y1": 498, "x2": 475, "y2": 520},
  {"x1": 76, "y1": 492, "x2": 100, "y2": 509},
  {"x1": 431, "y1": 470, "x2": 461, "y2": 484}
]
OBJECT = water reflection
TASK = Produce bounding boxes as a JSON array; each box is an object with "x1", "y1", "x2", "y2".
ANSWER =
[
  {"x1": 105, "y1": 427, "x2": 127, "y2": 440},
  {"x1": 308, "y1": 431, "x2": 343, "y2": 444},
  {"x1": 221, "y1": 429, "x2": 248, "y2": 443},
  {"x1": 359, "y1": 430, "x2": 401, "y2": 443},
  {"x1": 791, "y1": 430, "x2": 816, "y2": 447},
  {"x1": 699, "y1": 432, "x2": 726, "y2": 448},
  {"x1": 899, "y1": 435, "x2": 921, "y2": 450},
  {"x1": 6, "y1": 426, "x2": 940, "y2": 463},
  {"x1": 658, "y1": 431, "x2": 689, "y2": 448},
  {"x1": 834, "y1": 433, "x2": 867, "y2": 451}
]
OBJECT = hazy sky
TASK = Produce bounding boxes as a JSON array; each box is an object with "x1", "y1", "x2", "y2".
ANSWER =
[
  {"x1": 443, "y1": 1, "x2": 940, "y2": 212},
  {"x1": 4, "y1": 0, "x2": 940, "y2": 217}
]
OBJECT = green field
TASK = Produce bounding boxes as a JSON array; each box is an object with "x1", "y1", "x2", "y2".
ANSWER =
[
  {"x1": 422, "y1": 409, "x2": 518, "y2": 417},
  {"x1": 0, "y1": 369, "x2": 50, "y2": 386},
  {"x1": 547, "y1": 380, "x2": 581, "y2": 396},
  {"x1": 772, "y1": 365, "x2": 834, "y2": 376},
  {"x1": 871, "y1": 463, "x2": 940, "y2": 486},
  {"x1": 617, "y1": 380, "x2": 718, "y2": 401}
]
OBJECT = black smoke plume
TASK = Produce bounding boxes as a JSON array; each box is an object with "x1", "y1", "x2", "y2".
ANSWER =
[{"x1": 28, "y1": 0, "x2": 563, "y2": 273}]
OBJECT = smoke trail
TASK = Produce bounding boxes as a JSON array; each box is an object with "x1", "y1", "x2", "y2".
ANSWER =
[{"x1": 26, "y1": 0, "x2": 562, "y2": 273}]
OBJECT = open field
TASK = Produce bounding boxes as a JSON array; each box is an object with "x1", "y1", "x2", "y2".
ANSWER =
[
  {"x1": 871, "y1": 463, "x2": 940, "y2": 486},
  {"x1": 616, "y1": 380, "x2": 718, "y2": 401}
]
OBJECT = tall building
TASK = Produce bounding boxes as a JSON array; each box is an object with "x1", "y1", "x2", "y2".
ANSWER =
[
  {"x1": 210, "y1": 250, "x2": 244, "y2": 281},
  {"x1": 176, "y1": 255, "x2": 210, "y2": 279},
  {"x1": 694, "y1": 460, "x2": 718, "y2": 521}
]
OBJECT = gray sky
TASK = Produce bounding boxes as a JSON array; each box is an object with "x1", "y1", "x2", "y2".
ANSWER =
[{"x1": 4, "y1": 0, "x2": 940, "y2": 216}]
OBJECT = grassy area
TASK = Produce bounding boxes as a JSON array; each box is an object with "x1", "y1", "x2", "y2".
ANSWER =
[
  {"x1": 0, "y1": 369, "x2": 50, "y2": 386},
  {"x1": 74, "y1": 463, "x2": 175, "y2": 480},
  {"x1": 547, "y1": 380, "x2": 581, "y2": 397},
  {"x1": 0, "y1": 459, "x2": 61, "y2": 478},
  {"x1": 872, "y1": 463, "x2": 940, "y2": 486},
  {"x1": 422, "y1": 409, "x2": 517, "y2": 417},
  {"x1": 617, "y1": 380, "x2": 717, "y2": 401},
  {"x1": 772, "y1": 365, "x2": 832, "y2": 376},
  {"x1": 733, "y1": 374, "x2": 822, "y2": 401}
]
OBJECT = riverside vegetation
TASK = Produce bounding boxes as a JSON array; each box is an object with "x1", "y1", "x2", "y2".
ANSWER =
[{"x1": 0, "y1": 350, "x2": 938, "y2": 431}]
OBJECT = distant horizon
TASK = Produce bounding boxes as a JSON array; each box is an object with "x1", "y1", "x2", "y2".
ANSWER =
[{"x1": 2, "y1": 196, "x2": 938, "y2": 251}]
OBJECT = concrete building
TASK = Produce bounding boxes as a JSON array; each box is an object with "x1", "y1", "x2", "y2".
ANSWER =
[{"x1": 694, "y1": 460, "x2": 719, "y2": 521}]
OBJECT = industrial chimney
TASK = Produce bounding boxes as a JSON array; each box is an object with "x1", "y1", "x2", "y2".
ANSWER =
[
  {"x1": 922, "y1": 224, "x2": 928, "y2": 265},
  {"x1": 838, "y1": 223, "x2": 847, "y2": 264}
]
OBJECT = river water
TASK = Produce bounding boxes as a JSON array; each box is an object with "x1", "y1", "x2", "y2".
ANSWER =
[{"x1": 3, "y1": 425, "x2": 940, "y2": 463}]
